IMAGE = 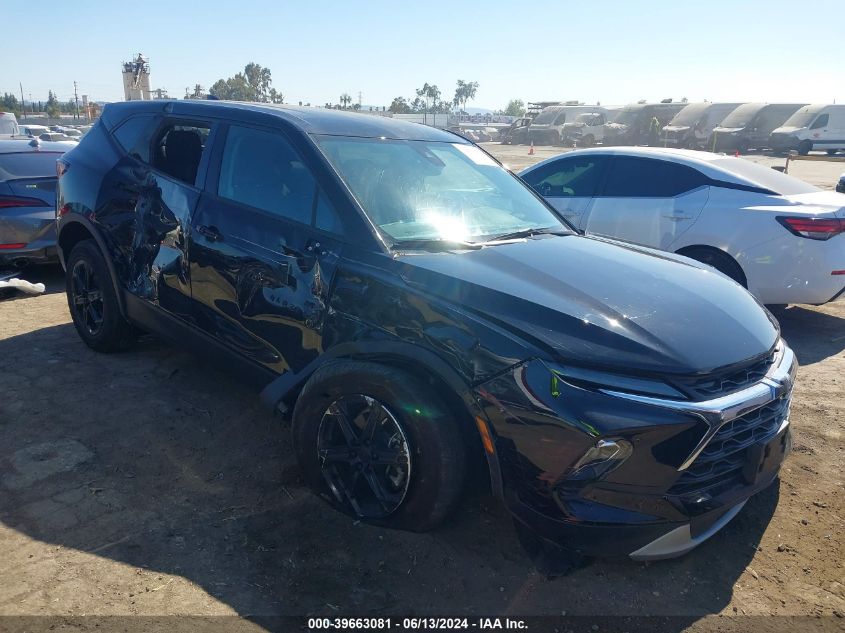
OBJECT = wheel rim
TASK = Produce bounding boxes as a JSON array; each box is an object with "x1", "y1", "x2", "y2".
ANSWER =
[
  {"x1": 316, "y1": 395, "x2": 411, "y2": 519},
  {"x1": 71, "y1": 259, "x2": 104, "y2": 336}
]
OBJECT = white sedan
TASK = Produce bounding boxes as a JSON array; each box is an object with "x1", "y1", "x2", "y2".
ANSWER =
[{"x1": 519, "y1": 147, "x2": 845, "y2": 305}]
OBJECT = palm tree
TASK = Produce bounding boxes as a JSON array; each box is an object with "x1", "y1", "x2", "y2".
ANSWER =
[{"x1": 339, "y1": 93, "x2": 352, "y2": 109}]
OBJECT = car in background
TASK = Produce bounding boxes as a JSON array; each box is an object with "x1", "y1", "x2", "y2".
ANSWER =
[
  {"x1": 770, "y1": 104, "x2": 845, "y2": 155},
  {"x1": 0, "y1": 137, "x2": 76, "y2": 267},
  {"x1": 56, "y1": 100, "x2": 795, "y2": 561},
  {"x1": 560, "y1": 111, "x2": 614, "y2": 147},
  {"x1": 499, "y1": 116, "x2": 531, "y2": 144},
  {"x1": 0, "y1": 112, "x2": 20, "y2": 135},
  {"x1": 837, "y1": 173, "x2": 845, "y2": 194},
  {"x1": 710, "y1": 103, "x2": 805, "y2": 153},
  {"x1": 20, "y1": 124, "x2": 50, "y2": 138},
  {"x1": 62, "y1": 128, "x2": 83, "y2": 139},
  {"x1": 602, "y1": 102, "x2": 685, "y2": 146},
  {"x1": 661, "y1": 102, "x2": 742, "y2": 149},
  {"x1": 520, "y1": 147, "x2": 845, "y2": 306},
  {"x1": 39, "y1": 132, "x2": 77, "y2": 142},
  {"x1": 528, "y1": 105, "x2": 609, "y2": 145}
]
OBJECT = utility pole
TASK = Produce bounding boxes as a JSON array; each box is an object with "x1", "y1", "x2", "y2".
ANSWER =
[
  {"x1": 20, "y1": 83, "x2": 26, "y2": 120},
  {"x1": 73, "y1": 81, "x2": 80, "y2": 120}
]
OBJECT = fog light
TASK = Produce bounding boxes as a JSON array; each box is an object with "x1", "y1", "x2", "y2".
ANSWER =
[{"x1": 567, "y1": 439, "x2": 633, "y2": 482}]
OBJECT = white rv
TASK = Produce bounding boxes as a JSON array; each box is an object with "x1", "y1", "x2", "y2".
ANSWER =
[{"x1": 770, "y1": 104, "x2": 845, "y2": 155}]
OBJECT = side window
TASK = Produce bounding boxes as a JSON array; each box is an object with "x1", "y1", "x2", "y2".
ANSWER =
[
  {"x1": 523, "y1": 157, "x2": 606, "y2": 198},
  {"x1": 603, "y1": 157, "x2": 706, "y2": 198},
  {"x1": 151, "y1": 121, "x2": 209, "y2": 186},
  {"x1": 113, "y1": 114, "x2": 156, "y2": 161},
  {"x1": 217, "y1": 125, "x2": 315, "y2": 225},
  {"x1": 314, "y1": 189, "x2": 342, "y2": 233},
  {"x1": 810, "y1": 114, "x2": 829, "y2": 129}
]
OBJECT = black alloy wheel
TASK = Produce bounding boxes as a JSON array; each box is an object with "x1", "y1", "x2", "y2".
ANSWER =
[
  {"x1": 317, "y1": 394, "x2": 411, "y2": 518},
  {"x1": 70, "y1": 258, "x2": 104, "y2": 336}
]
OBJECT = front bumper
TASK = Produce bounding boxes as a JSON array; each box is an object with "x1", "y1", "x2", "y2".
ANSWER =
[
  {"x1": 769, "y1": 134, "x2": 800, "y2": 152},
  {"x1": 476, "y1": 341, "x2": 797, "y2": 559}
]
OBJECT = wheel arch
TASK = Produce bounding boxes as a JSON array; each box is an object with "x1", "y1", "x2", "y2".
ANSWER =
[
  {"x1": 260, "y1": 341, "x2": 503, "y2": 496},
  {"x1": 58, "y1": 215, "x2": 127, "y2": 317},
  {"x1": 675, "y1": 244, "x2": 748, "y2": 288}
]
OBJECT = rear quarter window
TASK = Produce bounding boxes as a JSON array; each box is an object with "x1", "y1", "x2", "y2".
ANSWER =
[{"x1": 112, "y1": 114, "x2": 157, "y2": 160}]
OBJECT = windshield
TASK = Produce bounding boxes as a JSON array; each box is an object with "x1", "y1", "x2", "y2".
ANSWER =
[
  {"x1": 531, "y1": 108, "x2": 561, "y2": 125},
  {"x1": 668, "y1": 103, "x2": 709, "y2": 126},
  {"x1": 316, "y1": 136, "x2": 568, "y2": 244},
  {"x1": 718, "y1": 104, "x2": 763, "y2": 129},
  {"x1": 611, "y1": 109, "x2": 641, "y2": 126},
  {"x1": 780, "y1": 106, "x2": 825, "y2": 129},
  {"x1": 712, "y1": 158, "x2": 818, "y2": 195},
  {"x1": 0, "y1": 152, "x2": 63, "y2": 180}
]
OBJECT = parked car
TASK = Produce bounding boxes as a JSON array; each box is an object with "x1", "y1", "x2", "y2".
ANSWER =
[
  {"x1": 602, "y1": 102, "x2": 685, "y2": 146},
  {"x1": 521, "y1": 147, "x2": 845, "y2": 305},
  {"x1": 0, "y1": 112, "x2": 20, "y2": 135},
  {"x1": 0, "y1": 137, "x2": 77, "y2": 267},
  {"x1": 39, "y1": 132, "x2": 77, "y2": 142},
  {"x1": 710, "y1": 103, "x2": 805, "y2": 153},
  {"x1": 62, "y1": 128, "x2": 83, "y2": 138},
  {"x1": 499, "y1": 116, "x2": 531, "y2": 145},
  {"x1": 770, "y1": 104, "x2": 845, "y2": 155},
  {"x1": 57, "y1": 100, "x2": 795, "y2": 561},
  {"x1": 529, "y1": 105, "x2": 606, "y2": 145},
  {"x1": 560, "y1": 111, "x2": 613, "y2": 147},
  {"x1": 660, "y1": 102, "x2": 742, "y2": 149},
  {"x1": 20, "y1": 124, "x2": 50, "y2": 138}
]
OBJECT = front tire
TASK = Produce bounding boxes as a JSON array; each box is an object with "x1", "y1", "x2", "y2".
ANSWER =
[
  {"x1": 292, "y1": 361, "x2": 467, "y2": 532},
  {"x1": 798, "y1": 140, "x2": 812, "y2": 155},
  {"x1": 66, "y1": 240, "x2": 136, "y2": 352}
]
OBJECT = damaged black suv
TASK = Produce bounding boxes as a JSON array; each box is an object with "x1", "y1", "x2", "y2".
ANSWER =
[{"x1": 56, "y1": 100, "x2": 796, "y2": 560}]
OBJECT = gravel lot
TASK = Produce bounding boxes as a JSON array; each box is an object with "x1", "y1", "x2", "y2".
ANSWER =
[{"x1": 0, "y1": 145, "x2": 843, "y2": 631}]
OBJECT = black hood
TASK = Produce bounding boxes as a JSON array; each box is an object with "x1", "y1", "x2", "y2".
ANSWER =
[{"x1": 397, "y1": 235, "x2": 778, "y2": 376}]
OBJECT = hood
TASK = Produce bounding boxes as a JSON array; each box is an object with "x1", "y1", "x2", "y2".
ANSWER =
[
  {"x1": 605, "y1": 122, "x2": 628, "y2": 131},
  {"x1": 713, "y1": 126, "x2": 744, "y2": 134},
  {"x1": 562, "y1": 121, "x2": 585, "y2": 130},
  {"x1": 662, "y1": 125, "x2": 690, "y2": 134},
  {"x1": 771, "y1": 126, "x2": 805, "y2": 135},
  {"x1": 397, "y1": 235, "x2": 778, "y2": 376}
]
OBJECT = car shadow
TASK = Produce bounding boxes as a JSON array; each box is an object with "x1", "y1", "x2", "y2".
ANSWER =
[
  {"x1": 0, "y1": 322, "x2": 776, "y2": 627},
  {"x1": 773, "y1": 305, "x2": 845, "y2": 366}
]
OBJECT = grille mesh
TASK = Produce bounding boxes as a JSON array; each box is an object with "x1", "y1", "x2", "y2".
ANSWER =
[
  {"x1": 674, "y1": 351, "x2": 777, "y2": 400},
  {"x1": 669, "y1": 396, "x2": 790, "y2": 498}
]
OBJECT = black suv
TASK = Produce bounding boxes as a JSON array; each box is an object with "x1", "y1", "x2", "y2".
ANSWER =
[{"x1": 56, "y1": 100, "x2": 796, "y2": 560}]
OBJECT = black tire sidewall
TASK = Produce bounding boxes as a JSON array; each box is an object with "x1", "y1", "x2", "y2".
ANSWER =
[
  {"x1": 65, "y1": 240, "x2": 134, "y2": 352},
  {"x1": 292, "y1": 361, "x2": 467, "y2": 532}
]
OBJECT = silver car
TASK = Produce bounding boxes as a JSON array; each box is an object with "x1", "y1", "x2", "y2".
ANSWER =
[{"x1": 0, "y1": 137, "x2": 76, "y2": 267}]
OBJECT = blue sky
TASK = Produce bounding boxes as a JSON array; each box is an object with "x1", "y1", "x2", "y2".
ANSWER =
[{"x1": 2, "y1": 0, "x2": 842, "y2": 109}]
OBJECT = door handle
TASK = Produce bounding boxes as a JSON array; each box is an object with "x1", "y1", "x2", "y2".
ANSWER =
[
  {"x1": 196, "y1": 225, "x2": 222, "y2": 242},
  {"x1": 662, "y1": 213, "x2": 692, "y2": 221}
]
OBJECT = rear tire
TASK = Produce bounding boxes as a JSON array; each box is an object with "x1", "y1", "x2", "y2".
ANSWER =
[
  {"x1": 292, "y1": 361, "x2": 467, "y2": 532},
  {"x1": 66, "y1": 240, "x2": 136, "y2": 352},
  {"x1": 826, "y1": 149, "x2": 838, "y2": 156},
  {"x1": 680, "y1": 247, "x2": 747, "y2": 287}
]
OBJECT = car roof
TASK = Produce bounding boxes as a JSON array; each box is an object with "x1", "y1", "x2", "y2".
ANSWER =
[
  {"x1": 519, "y1": 147, "x2": 758, "y2": 186},
  {"x1": 102, "y1": 100, "x2": 469, "y2": 143},
  {"x1": 0, "y1": 137, "x2": 77, "y2": 153}
]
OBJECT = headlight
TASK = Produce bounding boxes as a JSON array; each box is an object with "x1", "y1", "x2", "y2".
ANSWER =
[
  {"x1": 549, "y1": 364, "x2": 686, "y2": 399},
  {"x1": 566, "y1": 438, "x2": 633, "y2": 482}
]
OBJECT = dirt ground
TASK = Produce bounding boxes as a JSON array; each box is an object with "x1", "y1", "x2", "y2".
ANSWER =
[{"x1": 0, "y1": 146, "x2": 843, "y2": 631}]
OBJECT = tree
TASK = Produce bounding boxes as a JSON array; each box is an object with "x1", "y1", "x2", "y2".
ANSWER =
[
  {"x1": 2, "y1": 93, "x2": 20, "y2": 116},
  {"x1": 209, "y1": 63, "x2": 282, "y2": 103},
  {"x1": 45, "y1": 91, "x2": 60, "y2": 118},
  {"x1": 388, "y1": 97, "x2": 411, "y2": 114},
  {"x1": 503, "y1": 99, "x2": 525, "y2": 117},
  {"x1": 453, "y1": 80, "x2": 479, "y2": 114},
  {"x1": 339, "y1": 93, "x2": 352, "y2": 109}
]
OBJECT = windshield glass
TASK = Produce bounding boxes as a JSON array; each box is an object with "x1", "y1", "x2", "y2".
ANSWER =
[
  {"x1": 718, "y1": 104, "x2": 763, "y2": 129},
  {"x1": 780, "y1": 106, "x2": 825, "y2": 128},
  {"x1": 611, "y1": 108, "x2": 640, "y2": 126},
  {"x1": 668, "y1": 103, "x2": 709, "y2": 126},
  {"x1": 531, "y1": 108, "x2": 561, "y2": 125},
  {"x1": 712, "y1": 158, "x2": 818, "y2": 195},
  {"x1": 316, "y1": 136, "x2": 568, "y2": 244}
]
